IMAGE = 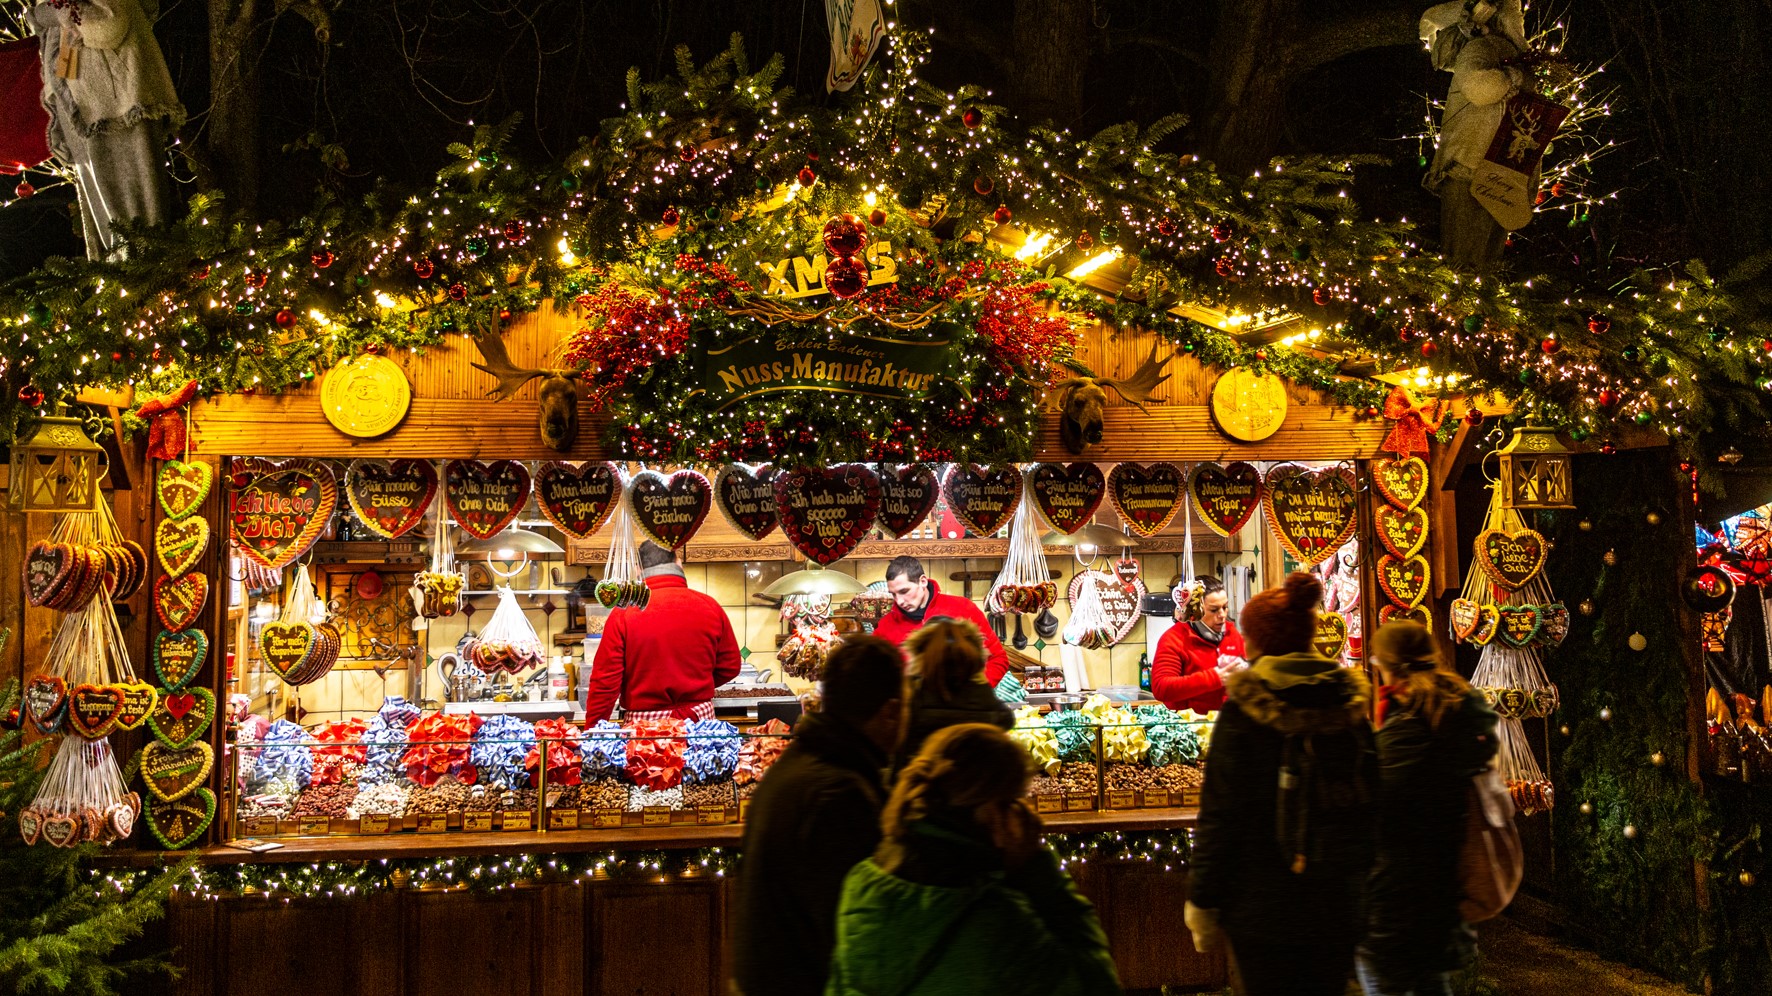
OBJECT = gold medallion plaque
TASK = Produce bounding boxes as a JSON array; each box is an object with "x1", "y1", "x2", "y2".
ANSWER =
[
  {"x1": 1209, "y1": 369, "x2": 1288, "y2": 442},
  {"x1": 320, "y1": 354, "x2": 411, "y2": 438}
]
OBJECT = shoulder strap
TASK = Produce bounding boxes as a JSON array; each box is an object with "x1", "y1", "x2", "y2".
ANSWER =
[{"x1": 884, "y1": 887, "x2": 996, "y2": 996}]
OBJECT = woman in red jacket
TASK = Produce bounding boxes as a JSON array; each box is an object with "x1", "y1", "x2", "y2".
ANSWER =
[{"x1": 1151, "y1": 577, "x2": 1247, "y2": 713}]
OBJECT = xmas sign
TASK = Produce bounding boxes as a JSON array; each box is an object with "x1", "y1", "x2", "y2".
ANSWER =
[{"x1": 756, "y1": 241, "x2": 900, "y2": 299}]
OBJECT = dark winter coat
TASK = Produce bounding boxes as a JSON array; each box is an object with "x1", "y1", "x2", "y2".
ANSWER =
[
  {"x1": 733, "y1": 713, "x2": 889, "y2": 996},
  {"x1": 1187, "y1": 653, "x2": 1377, "y2": 946},
  {"x1": 1359, "y1": 687, "x2": 1500, "y2": 990},
  {"x1": 893, "y1": 673, "x2": 1015, "y2": 773},
  {"x1": 825, "y1": 818, "x2": 1121, "y2": 995}
]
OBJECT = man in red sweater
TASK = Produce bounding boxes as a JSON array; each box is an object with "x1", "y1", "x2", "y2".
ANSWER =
[
  {"x1": 584, "y1": 542, "x2": 742, "y2": 722},
  {"x1": 871, "y1": 555, "x2": 1009, "y2": 687}
]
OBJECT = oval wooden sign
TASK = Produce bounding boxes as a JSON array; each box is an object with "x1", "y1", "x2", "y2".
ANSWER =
[
  {"x1": 445, "y1": 460, "x2": 532, "y2": 540},
  {"x1": 941, "y1": 464, "x2": 1023, "y2": 536},
  {"x1": 346, "y1": 458, "x2": 438, "y2": 539},
  {"x1": 1029, "y1": 462, "x2": 1106, "y2": 535},
  {"x1": 535, "y1": 461, "x2": 622, "y2": 540},
  {"x1": 876, "y1": 463, "x2": 939, "y2": 539},
  {"x1": 775, "y1": 464, "x2": 881, "y2": 565},
  {"x1": 714, "y1": 464, "x2": 781, "y2": 542},
  {"x1": 1108, "y1": 462, "x2": 1185, "y2": 537},
  {"x1": 1261, "y1": 464, "x2": 1357, "y2": 567},
  {"x1": 1210, "y1": 368, "x2": 1288, "y2": 442}
]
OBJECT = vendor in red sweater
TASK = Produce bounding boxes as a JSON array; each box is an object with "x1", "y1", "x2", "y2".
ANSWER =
[
  {"x1": 871, "y1": 555, "x2": 1009, "y2": 688},
  {"x1": 1151, "y1": 576, "x2": 1248, "y2": 713},
  {"x1": 584, "y1": 541, "x2": 742, "y2": 722}
]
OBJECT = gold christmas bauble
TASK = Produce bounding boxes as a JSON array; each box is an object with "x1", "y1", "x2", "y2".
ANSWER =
[
  {"x1": 1646, "y1": 511, "x2": 1663, "y2": 526},
  {"x1": 1579, "y1": 520, "x2": 1593, "y2": 532},
  {"x1": 1579, "y1": 802, "x2": 1594, "y2": 815},
  {"x1": 1579, "y1": 599, "x2": 1596, "y2": 616},
  {"x1": 1629, "y1": 632, "x2": 1648, "y2": 651},
  {"x1": 1603, "y1": 550, "x2": 1619, "y2": 566},
  {"x1": 1560, "y1": 724, "x2": 1572, "y2": 735},
  {"x1": 1623, "y1": 824, "x2": 1638, "y2": 840},
  {"x1": 1599, "y1": 707, "x2": 1613, "y2": 722},
  {"x1": 1650, "y1": 751, "x2": 1666, "y2": 767},
  {"x1": 1742, "y1": 871, "x2": 1757, "y2": 887}
]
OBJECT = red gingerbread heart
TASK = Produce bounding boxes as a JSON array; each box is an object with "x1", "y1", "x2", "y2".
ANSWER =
[
  {"x1": 535, "y1": 461, "x2": 622, "y2": 540},
  {"x1": 628, "y1": 469, "x2": 712, "y2": 549},
  {"x1": 941, "y1": 464, "x2": 1023, "y2": 536},
  {"x1": 1029, "y1": 463, "x2": 1105, "y2": 535}
]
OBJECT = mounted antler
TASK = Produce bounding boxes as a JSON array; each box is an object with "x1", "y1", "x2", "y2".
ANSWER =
[
  {"x1": 1050, "y1": 341, "x2": 1176, "y2": 454},
  {"x1": 471, "y1": 329, "x2": 584, "y2": 451}
]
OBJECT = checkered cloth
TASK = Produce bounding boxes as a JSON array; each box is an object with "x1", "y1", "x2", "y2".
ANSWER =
[{"x1": 619, "y1": 701, "x2": 715, "y2": 724}]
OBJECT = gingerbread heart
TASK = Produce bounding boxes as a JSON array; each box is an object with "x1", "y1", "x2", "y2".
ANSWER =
[
  {"x1": 24, "y1": 674, "x2": 68, "y2": 734},
  {"x1": 149, "y1": 687, "x2": 215, "y2": 750},
  {"x1": 116, "y1": 541, "x2": 149, "y2": 600},
  {"x1": 260, "y1": 621, "x2": 317, "y2": 682},
  {"x1": 157, "y1": 460, "x2": 214, "y2": 519},
  {"x1": 66, "y1": 683, "x2": 125, "y2": 739},
  {"x1": 23, "y1": 541, "x2": 73, "y2": 607},
  {"x1": 154, "y1": 516, "x2": 210, "y2": 577},
  {"x1": 1498, "y1": 605, "x2": 1544, "y2": 648},
  {"x1": 535, "y1": 461, "x2": 622, "y2": 540},
  {"x1": 942, "y1": 464, "x2": 1023, "y2": 537},
  {"x1": 40, "y1": 813, "x2": 80, "y2": 849},
  {"x1": 775, "y1": 465, "x2": 881, "y2": 565},
  {"x1": 1377, "y1": 555, "x2": 1431, "y2": 609},
  {"x1": 713, "y1": 464, "x2": 780, "y2": 542},
  {"x1": 1028, "y1": 463, "x2": 1106, "y2": 535},
  {"x1": 140, "y1": 741, "x2": 215, "y2": 802},
  {"x1": 1450, "y1": 598, "x2": 1482, "y2": 641},
  {"x1": 1262, "y1": 465, "x2": 1358, "y2": 567},
  {"x1": 1538, "y1": 602, "x2": 1570, "y2": 647},
  {"x1": 17, "y1": 806, "x2": 42, "y2": 846},
  {"x1": 146, "y1": 788, "x2": 216, "y2": 849},
  {"x1": 1314, "y1": 612, "x2": 1348, "y2": 660},
  {"x1": 1066, "y1": 570, "x2": 1145, "y2": 646},
  {"x1": 227, "y1": 457, "x2": 338, "y2": 569},
  {"x1": 114, "y1": 681, "x2": 158, "y2": 731},
  {"x1": 346, "y1": 458, "x2": 439, "y2": 539},
  {"x1": 1107, "y1": 462, "x2": 1185, "y2": 538},
  {"x1": 153, "y1": 629, "x2": 208, "y2": 691},
  {"x1": 1378, "y1": 603, "x2": 1433, "y2": 629},
  {"x1": 444, "y1": 459, "x2": 531, "y2": 541},
  {"x1": 629, "y1": 469, "x2": 712, "y2": 549},
  {"x1": 1188, "y1": 461, "x2": 1264, "y2": 537},
  {"x1": 1372, "y1": 457, "x2": 1429, "y2": 511},
  {"x1": 154, "y1": 573, "x2": 208, "y2": 632},
  {"x1": 1469, "y1": 604, "x2": 1500, "y2": 646},
  {"x1": 1374, "y1": 504, "x2": 1429, "y2": 560},
  {"x1": 1476, "y1": 528, "x2": 1548, "y2": 591},
  {"x1": 875, "y1": 464, "x2": 939, "y2": 539}
]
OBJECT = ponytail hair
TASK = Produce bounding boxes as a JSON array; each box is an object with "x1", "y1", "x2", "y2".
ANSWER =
[
  {"x1": 903, "y1": 618, "x2": 987, "y2": 704},
  {"x1": 876, "y1": 724, "x2": 1032, "y2": 872},
  {"x1": 1370, "y1": 620, "x2": 1470, "y2": 730}
]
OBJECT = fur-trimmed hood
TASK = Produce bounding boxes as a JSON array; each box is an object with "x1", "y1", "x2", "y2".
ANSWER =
[{"x1": 1225, "y1": 653, "x2": 1372, "y2": 736}]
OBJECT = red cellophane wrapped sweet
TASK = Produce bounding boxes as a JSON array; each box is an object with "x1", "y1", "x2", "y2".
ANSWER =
[
  {"x1": 310, "y1": 718, "x2": 369, "y2": 785},
  {"x1": 735, "y1": 718, "x2": 793, "y2": 787},
  {"x1": 625, "y1": 718, "x2": 687, "y2": 791},
  {"x1": 402, "y1": 713, "x2": 483, "y2": 787},
  {"x1": 525, "y1": 718, "x2": 583, "y2": 788}
]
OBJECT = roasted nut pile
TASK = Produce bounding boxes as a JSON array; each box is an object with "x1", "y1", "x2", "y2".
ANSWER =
[
  {"x1": 735, "y1": 781, "x2": 759, "y2": 801},
  {"x1": 1027, "y1": 761, "x2": 1098, "y2": 797},
  {"x1": 682, "y1": 781, "x2": 734, "y2": 808},
  {"x1": 582, "y1": 780, "x2": 629, "y2": 810},
  {"x1": 1149, "y1": 764, "x2": 1204, "y2": 792},
  {"x1": 292, "y1": 783, "x2": 357, "y2": 817},
  {"x1": 407, "y1": 778, "x2": 471, "y2": 814},
  {"x1": 1103, "y1": 762, "x2": 1157, "y2": 793},
  {"x1": 237, "y1": 794, "x2": 295, "y2": 819}
]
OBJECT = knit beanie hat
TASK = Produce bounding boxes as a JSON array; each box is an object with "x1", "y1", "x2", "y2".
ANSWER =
[
  {"x1": 1238, "y1": 572, "x2": 1323, "y2": 657},
  {"x1": 1370, "y1": 620, "x2": 1440, "y2": 671}
]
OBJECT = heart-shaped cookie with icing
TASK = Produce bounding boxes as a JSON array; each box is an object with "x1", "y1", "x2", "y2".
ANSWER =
[
  {"x1": 1028, "y1": 463, "x2": 1105, "y2": 535},
  {"x1": 149, "y1": 687, "x2": 216, "y2": 750},
  {"x1": 942, "y1": 464, "x2": 1023, "y2": 536},
  {"x1": 713, "y1": 464, "x2": 780, "y2": 542},
  {"x1": 1188, "y1": 462, "x2": 1263, "y2": 537},
  {"x1": 1476, "y1": 528, "x2": 1548, "y2": 591},
  {"x1": 775, "y1": 465, "x2": 881, "y2": 565},
  {"x1": 1107, "y1": 462, "x2": 1185, "y2": 538},
  {"x1": 141, "y1": 741, "x2": 215, "y2": 802},
  {"x1": 146, "y1": 788, "x2": 216, "y2": 849},
  {"x1": 1372, "y1": 456, "x2": 1429, "y2": 510},
  {"x1": 154, "y1": 573, "x2": 208, "y2": 632},
  {"x1": 227, "y1": 457, "x2": 338, "y2": 569},
  {"x1": 875, "y1": 464, "x2": 939, "y2": 539},
  {"x1": 346, "y1": 458, "x2": 439, "y2": 539},
  {"x1": 535, "y1": 461, "x2": 622, "y2": 540},
  {"x1": 157, "y1": 460, "x2": 214, "y2": 520},
  {"x1": 155, "y1": 516, "x2": 210, "y2": 577},
  {"x1": 629, "y1": 469, "x2": 713, "y2": 549},
  {"x1": 153, "y1": 629, "x2": 208, "y2": 691}
]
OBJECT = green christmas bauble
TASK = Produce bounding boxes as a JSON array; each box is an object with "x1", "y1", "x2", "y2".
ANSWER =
[
  {"x1": 1518, "y1": 368, "x2": 1535, "y2": 384},
  {"x1": 1709, "y1": 329, "x2": 1727, "y2": 343},
  {"x1": 1633, "y1": 411, "x2": 1653, "y2": 425},
  {"x1": 1570, "y1": 426, "x2": 1591, "y2": 441},
  {"x1": 465, "y1": 237, "x2": 489, "y2": 257},
  {"x1": 1463, "y1": 315, "x2": 1484, "y2": 333},
  {"x1": 476, "y1": 151, "x2": 499, "y2": 166},
  {"x1": 1099, "y1": 223, "x2": 1120, "y2": 244},
  {"x1": 233, "y1": 301, "x2": 253, "y2": 315},
  {"x1": 1182, "y1": 342, "x2": 1197, "y2": 354},
  {"x1": 704, "y1": 206, "x2": 721, "y2": 221},
  {"x1": 754, "y1": 175, "x2": 771, "y2": 191},
  {"x1": 25, "y1": 302, "x2": 51, "y2": 325},
  {"x1": 560, "y1": 176, "x2": 579, "y2": 190},
  {"x1": 355, "y1": 274, "x2": 370, "y2": 287},
  {"x1": 1291, "y1": 244, "x2": 1311, "y2": 261},
  {"x1": 219, "y1": 337, "x2": 238, "y2": 351},
  {"x1": 1622, "y1": 345, "x2": 1640, "y2": 362}
]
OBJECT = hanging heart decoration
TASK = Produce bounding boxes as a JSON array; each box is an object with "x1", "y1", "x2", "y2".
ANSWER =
[
  {"x1": 1028, "y1": 463, "x2": 1106, "y2": 535},
  {"x1": 23, "y1": 541, "x2": 75, "y2": 608},
  {"x1": 774, "y1": 465, "x2": 881, "y2": 565},
  {"x1": 149, "y1": 687, "x2": 216, "y2": 750},
  {"x1": 114, "y1": 681, "x2": 158, "y2": 731},
  {"x1": 1107, "y1": 462, "x2": 1185, "y2": 537},
  {"x1": 629, "y1": 469, "x2": 713, "y2": 549},
  {"x1": 875, "y1": 464, "x2": 939, "y2": 539},
  {"x1": 66, "y1": 684, "x2": 125, "y2": 739},
  {"x1": 24, "y1": 675, "x2": 68, "y2": 734},
  {"x1": 152, "y1": 629, "x2": 208, "y2": 691},
  {"x1": 141, "y1": 741, "x2": 215, "y2": 802},
  {"x1": 1188, "y1": 461, "x2": 1264, "y2": 537},
  {"x1": 444, "y1": 459, "x2": 532, "y2": 540},
  {"x1": 1373, "y1": 504, "x2": 1429, "y2": 560},
  {"x1": 1497, "y1": 605, "x2": 1544, "y2": 648},
  {"x1": 942, "y1": 464, "x2": 1023, "y2": 536},
  {"x1": 157, "y1": 460, "x2": 214, "y2": 520},
  {"x1": 146, "y1": 788, "x2": 216, "y2": 850},
  {"x1": 1066, "y1": 570, "x2": 1146, "y2": 647},
  {"x1": 713, "y1": 464, "x2": 781, "y2": 542},
  {"x1": 115, "y1": 541, "x2": 148, "y2": 601},
  {"x1": 1376, "y1": 554, "x2": 1431, "y2": 609},
  {"x1": 260, "y1": 621, "x2": 317, "y2": 682},
  {"x1": 154, "y1": 516, "x2": 210, "y2": 577},
  {"x1": 154, "y1": 573, "x2": 208, "y2": 632},
  {"x1": 1262, "y1": 465, "x2": 1359, "y2": 567},
  {"x1": 17, "y1": 807, "x2": 41, "y2": 845},
  {"x1": 535, "y1": 461, "x2": 622, "y2": 540},
  {"x1": 1313, "y1": 613, "x2": 1348, "y2": 660},
  {"x1": 1450, "y1": 598, "x2": 1483, "y2": 641},
  {"x1": 1538, "y1": 602, "x2": 1570, "y2": 647},
  {"x1": 1468, "y1": 604, "x2": 1500, "y2": 646},
  {"x1": 1378, "y1": 603, "x2": 1433, "y2": 629},
  {"x1": 1114, "y1": 558, "x2": 1141, "y2": 592},
  {"x1": 1476, "y1": 528, "x2": 1548, "y2": 591},
  {"x1": 227, "y1": 458, "x2": 338, "y2": 569},
  {"x1": 1372, "y1": 456, "x2": 1429, "y2": 510},
  {"x1": 346, "y1": 458, "x2": 439, "y2": 539},
  {"x1": 40, "y1": 813, "x2": 80, "y2": 849}
]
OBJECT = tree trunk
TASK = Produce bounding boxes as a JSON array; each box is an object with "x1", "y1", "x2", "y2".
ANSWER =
[
  {"x1": 1198, "y1": 0, "x2": 1296, "y2": 174},
  {"x1": 1012, "y1": 0, "x2": 1094, "y2": 126},
  {"x1": 207, "y1": 0, "x2": 262, "y2": 211}
]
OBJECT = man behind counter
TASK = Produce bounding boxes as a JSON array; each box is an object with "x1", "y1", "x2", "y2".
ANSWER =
[
  {"x1": 872, "y1": 555, "x2": 1009, "y2": 688},
  {"x1": 583, "y1": 541, "x2": 741, "y2": 722}
]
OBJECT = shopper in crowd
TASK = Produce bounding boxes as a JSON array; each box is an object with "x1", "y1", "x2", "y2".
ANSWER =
[
  {"x1": 583, "y1": 541, "x2": 740, "y2": 722},
  {"x1": 733, "y1": 636, "x2": 906, "y2": 996},
  {"x1": 1357, "y1": 620, "x2": 1499, "y2": 996},
  {"x1": 873, "y1": 555, "x2": 1010, "y2": 687},
  {"x1": 1184, "y1": 572, "x2": 1376, "y2": 996},
  {"x1": 826, "y1": 723, "x2": 1121, "y2": 995},
  {"x1": 894, "y1": 619, "x2": 1014, "y2": 773},
  {"x1": 1151, "y1": 576, "x2": 1248, "y2": 713}
]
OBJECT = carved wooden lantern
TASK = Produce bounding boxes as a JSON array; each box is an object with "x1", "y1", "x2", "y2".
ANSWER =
[
  {"x1": 8, "y1": 416, "x2": 104, "y2": 512},
  {"x1": 1498, "y1": 425, "x2": 1574, "y2": 510}
]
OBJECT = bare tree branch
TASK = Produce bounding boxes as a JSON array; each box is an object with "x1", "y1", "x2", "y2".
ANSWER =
[{"x1": 1286, "y1": 2, "x2": 1422, "y2": 76}]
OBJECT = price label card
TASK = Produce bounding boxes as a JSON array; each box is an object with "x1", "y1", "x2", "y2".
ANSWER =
[
  {"x1": 359, "y1": 814, "x2": 391, "y2": 834},
  {"x1": 548, "y1": 809, "x2": 581, "y2": 830},
  {"x1": 1142, "y1": 789, "x2": 1171, "y2": 808},
  {"x1": 462, "y1": 811, "x2": 495, "y2": 832},
  {"x1": 738, "y1": 799, "x2": 751, "y2": 821},
  {"x1": 297, "y1": 817, "x2": 331, "y2": 836},
  {"x1": 591, "y1": 808, "x2": 624, "y2": 829},
  {"x1": 1065, "y1": 792, "x2": 1097, "y2": 812},
  {"x1": 1035, "y1": 794, "x2": 1064, "y2": 815},
  {"x1": 243, "y1": 816, "x2": 280, "y2": 836},
  {"x1": 414, "y1": 813, "x2": 448, "y2": 833},
  {"x1": 1106, "y1": 790, "x2": 1136, "y2": 810},
  {"x1": 501, "y1": 810, "x2": 534, "y2": 832},
  {"x1": 642, "y1": 806, "x2": 672, "y2": 827},
  {"x1": 696, "y1": 805, "x2": 727, "y2": 826},
  {"x1": 1180, "y1": 787, "x2": 1202, "y2": 808}
]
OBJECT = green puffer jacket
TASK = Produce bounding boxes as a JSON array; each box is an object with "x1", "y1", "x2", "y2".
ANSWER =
[{"x1": 825, "y1": 820, "x2": 1121, "y2": 996}]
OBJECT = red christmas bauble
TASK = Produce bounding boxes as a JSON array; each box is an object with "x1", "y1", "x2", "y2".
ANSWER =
[
  {"x1": 364, "y1": 343, "x2": 382, "y2": 355},
  {"x1": 962, "y1": 108, "x2": 984, "y2": 129},
  {"x1": 1211, "y1": 222, "x2": 1233, "y2": 243},
  {"x1": 1365, "y1": 405, "x2": 1381, "y2": 418},
  {"x1": 1214, "y1": 257, "x2": 1236, "y2": 278},
  {"x1": 310, "y1": 249, "x2": 334, "y2": 269},
  {"x1": 498, "y1": 308, "x2": 512, "y2": 321},
  {"x1": 14, "y1": 180, "x2": 34, "y2": 199},
  {"x1": 661, "y1": 207, "x2": 681, "y2": 227},
  {"x1": 1600, "y1": 444, "x2": 1617, "y2": 455},
  {"x1": 274, "y1": 308, "x2": 296, "y2": 328},
  {"x1": 992, "y1": 205, "x2": 1012, "y2": 224},
  {"x1": 1312, "y1": 287, "x2": 1330, "y2": 306},
  {"x1": 1551, "y1": 182, "x2": 1565, "y2": 197},
  {"x1": 822, "y1": 215, "x2": 868, "y2": 257},
  {"x1": 973, "y1": 175, "x2": 994, "y2": 196},
  {"x1": 244, "y1": 269, "x2": 268, "y2": 289},
  {"x1": 1541, "y1": 336, "x2": 1562, "y2": 354},
  {"x1": 1465, "y1": 409, "x2": 1484, "y2": 427},
  {"x1": 1254, "y1": 349, "x2": 1269, "y2": 362},
  {"x1": 797, "y1": 165, "x2": 817, "y2": 187},
  {"x1": 679, "y1": 145, "x2": 698, "y2": 162},
  {"x1": 413, "y1": 259, "x2": 435, "y2": 279},
  {"x1": 1156, "y1": 218, "x2": 1177, "y2": 236},
  {"x1": 1420, "y1": 341, "x2": 1439, "y2": 359},
  {"x1": 503, "y1": 220, "x2": 527, "y2": 242},
  {"x1": 447, "y1": 282, "x2": 468, "y2": 302},
  {"x1": 1597, "y1": 388, "x2": 1620, "y2": 408},
  {"x1": 193, "y1": 266, "x2": 211, "y2": 281},
  {"x1": 1398, "y1": 326, "x2": 1417, "y2": 343},
  {"x1": 17, "y1": 385, "x2": 42, "y2": 407},
  {"x1": 868, "y1": 209, "x2": 887, "y2": 227},
  {"x1": 1587, "y1": 315, "x2": 1610, "y2": 335},
  {"x1": 110, "y1": 351, "x2": 123, "y2": 361},
  {"x1": 825, "y1": 256, "x2": 869, "y2": 299},
  {"x1": 1075, "y1": 231, "x2": 1094, "y2": 252}
]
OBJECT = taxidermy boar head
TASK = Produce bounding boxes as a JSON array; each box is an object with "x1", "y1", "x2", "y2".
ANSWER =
[
  {"x1": 471, "y1": 331, "x2": 584, "y2": 451},
  {"x1": 1049, "y1": 342, "x2": 1175, "y2": 455}
]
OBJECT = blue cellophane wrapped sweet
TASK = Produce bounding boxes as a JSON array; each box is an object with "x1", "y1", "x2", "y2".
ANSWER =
[
  {"x1": 470, "y1": 714, "x2": 536, "y2": 787},
  {"x1": 685, "y1": 719, "x2": 742, "y2": 782},
  {"x1": 1133, "y1": 704, "x2": 1201, "y2": 766},
  {"x1": 581, "y1": 720, "x2": 628, "y2": 778},
  {"x1": 250, "y1": 719, "x2": 313, "y2": 791}
]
